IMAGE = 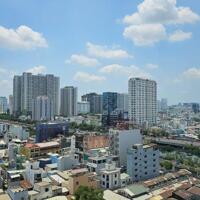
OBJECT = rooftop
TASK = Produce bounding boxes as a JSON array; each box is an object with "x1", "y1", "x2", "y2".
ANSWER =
[
  {"x1": 36, "y1": 141, "x2": 60, "y2": 148},
  {"x1": 104, "y1": 190, "x2": 129, "y2": 200},
  {"x1": 35, "y1": 181, "x2": 50, "y2": 187},
  {"x1": 119, "y1": 184, "x2": 149, "y2": 198}
]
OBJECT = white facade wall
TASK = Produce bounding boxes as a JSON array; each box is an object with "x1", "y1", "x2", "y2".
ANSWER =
[
  {"x1": 100, "y1": 161, "x2": 121, "y2": 189},
  {"x1": 109, "y1": 129, "x2": 142, "y2": 167},
  {"x1": 128, "y1": 78, "x2": 157, "y2": 126},
  {"x1": 32, "y1": 96, "x2": 54, "y2": 121},
  {"x1": 127, "y1": 144, "x2": 160, "y2": 182},
  {"x1": 77, "y1": 101, "x2": 90, "y2": 114},
  {"x1": 9, "y1": 125, "x2": 29, "y2": 140},
  {"x1": 7, "y1": 188, "x2": 28, "y2": 200},
  {"x1": 60, "y1": 86, "x2": 77, "y2": 117},
  {"x1": 57, "y1": 154, "x2": 79, "y2": 171},
  {"x1": 13, "y1": 73, "x2": 60, "y2": 116},
  {"x1": 117, "y1": 93, "x2": 128, "y2": 112}
]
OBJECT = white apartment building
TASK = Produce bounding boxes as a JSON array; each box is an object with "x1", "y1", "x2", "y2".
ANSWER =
[
  {"x1": 128, "y1": 77, "x2": 157, "y2": 126},
  {"x1": 25, "y1": 161, "x2": 46, "y2": 186},
  {"x1": 4, "y1": 124, "x2": 29, "y2": 143},
  {"x1": 109, "y1": 129, "x2": 142, "y2": 167},
  {"x1": 127, "y1": 144, "x2": 160, "y2": 182},
  {"x1": 100, "y1": 161, "x2": 121, "y2": 189},
  {"x1": 77, "y1": 101, "x2": 90, "y2": 114},
  {"x1": 57, "y1": 153, "x2": 79, "y2": 171},
  {"x1": 32, "y1": 96, "x2": 54, "y2": 121},
  {"x1": 13, "y1": 73, "x2": 60, "y2": 116},
  {"x1": 60, "y1": 86, "x2": 77, "y2": 117}
]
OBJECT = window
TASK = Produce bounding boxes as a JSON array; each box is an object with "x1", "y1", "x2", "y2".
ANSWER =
[
  {"x1": 145, "y1": 172, "x2": 147, "y2": 175},
  {"x1": 134, "y1": 157, "x2": 137, "y2": 160},
  {"x1": 115, "y1": 181, "x2": 117, "y2": 185},
  {"x1": 76, "y1": 181, "x2": 79, "y2": 185},
  {"x1": 115, "y1": 174, "x2": 117, "y2": 178},
  {"x1": 106, "y1": 175, "x2": 109, "y2": 181},
  {"x1": 45, "y1": 188, "x2": 49, "y2": 192}
]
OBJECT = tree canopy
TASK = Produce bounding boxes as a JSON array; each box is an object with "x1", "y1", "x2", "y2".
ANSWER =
[{"x1": 74, "y1": 186, "x2": 104, "y2": 200}]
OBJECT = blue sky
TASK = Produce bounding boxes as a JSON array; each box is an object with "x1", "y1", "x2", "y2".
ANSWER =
[{"x1": 0, "y1": 0, "x2": 200, "y2": 104}]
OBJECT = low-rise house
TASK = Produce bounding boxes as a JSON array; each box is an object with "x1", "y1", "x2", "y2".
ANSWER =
[
  {"x1": 118, "y1": 184, "x2": 150, "y2": 199},
  {"x1": 34, "y1": 181, "x2": 53, "y2": 200},
  {"x1": 100, "y1": 161, "x2": 121, "y2": 190},
  {"x1": 25, "y1": 161, "x2": 46, "y2": 186},
  {"x1": 103, "y1": 190, "x2": 129, "y2": 200},
  {"x1": 120, "y1": 173, "x2": 132, "y2": 187},
  {"x1": 20, "y1": 141, "x2": 60, "y2": 159},
  {"x1": 67, "y1": 168, "x2": 100, "y2": 195},
  {"x1": 7, "y1": 186, "x2": 28, "y2": 200},
  {"x1": 57, "y1": 153, "x2": 79, "y2": 171}
]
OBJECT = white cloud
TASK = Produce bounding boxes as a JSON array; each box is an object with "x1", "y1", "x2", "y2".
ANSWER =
[
  {"x1": 0, "y1": 25, "x2": 48, "y2": 50},
  {"x1": 87, "y1": 42, "x2": 131, "y2": 59},
  {"x1": 26, "y1": 65, "x2": 47, "y2": 74},
  {"x1": 0, "y1": 80, "x2": 11, "y2": 91},
  {"x1": 74, "y1": 71, "x2": 106, "y2": 82},
  {"x1": 122, "y1": 0, "x2": 199, "y2": 46},
  {"x1": 66, "y1": 54, "x2": 100, "y2": 67},
  {"x1": 169, "y1": 30, "x2": 192, "y2": 42},
  {"x1": 146, "y1": 63, "x2": 159, "y2": 69},
  {"x1": 99, "y1": 64, "x2": 151, "y2": 78},
  {"x1": 123, "y1": 0, "x2": 199, "y2": 25},
  {"x1": 123, "y1": 24, "x2": 166, "y2": 46},
  {"x1": 183, "y1": 67, "x2": 200, "y2": 79},
  {"x1": 0, "y1": 67, "x2": 16, "y2": 96},
  {"x1": 0, "y1": 67, "x2": 15, "y2": 79},
  {"x1": 176, "y1": 7, "x2": 200, "y2": 24}
]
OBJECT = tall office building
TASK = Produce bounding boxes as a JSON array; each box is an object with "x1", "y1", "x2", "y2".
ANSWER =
[
  {"x1": 93, "y1": 94, "x2": 103, "y2": 114},
  {"x1": 60, "y1": 86, "x2": 77, "y2": 117},
  {"x1": 117, "y1": 93, "x2": 128, "y2": 112},
  {"x1": 160, "y1": 98, "x2": 168, "y2": 111},
  {"x1": 9, "y1": 95, "x2": 14, "y2": 115},
  {"x1": 102, "y1": 92, "x2": 118, "y2": 126},
  {"x1": 192, "y1": 103, "x2": 200, "y2": 113},
  {"x1": 0, "y1": 97, "x2": 8, "y2": 114},
  {"x1": 81, "y1": 93, "x2": 102, "y2": 114},
  {"x1": 32, "y1": 96, "x2": 54, "y2": 121},
  {"x1": 103, "y1": 92, "x2": 117, "y2": 114},
  {"x1": 128, "y1": 78, "x2": 157, "y2": 126},
  {"x1": 13, "y1": 72, "x2": 59, "y2": 116}
]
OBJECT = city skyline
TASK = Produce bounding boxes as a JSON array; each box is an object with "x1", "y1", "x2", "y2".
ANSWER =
[{"x1": 0, "y1": 0, "x2": 200, "y2": 104}]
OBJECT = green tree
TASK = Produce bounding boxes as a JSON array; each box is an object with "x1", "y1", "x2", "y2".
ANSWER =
[
  {"x1": 160, "y1": 160, "x2": 173, "y2": 170},
  {"x1": 74, "y1": 186, "x2": 103, "y2": 200}
]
